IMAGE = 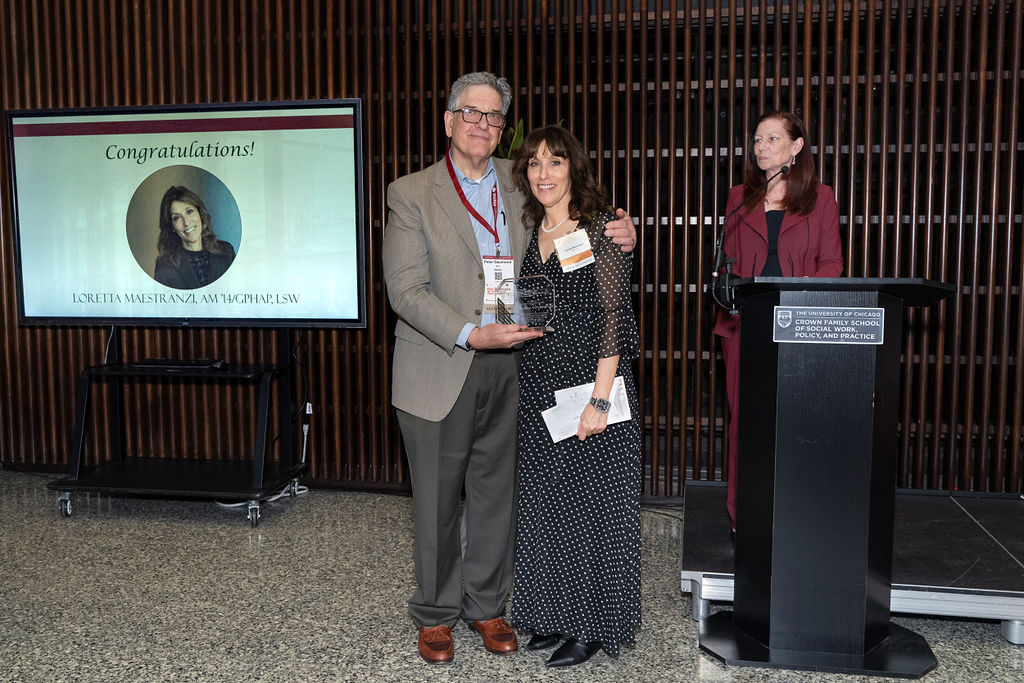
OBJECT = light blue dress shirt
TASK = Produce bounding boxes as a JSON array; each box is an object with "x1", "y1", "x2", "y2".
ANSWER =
[{"x1": 450, "y1": 152, "x2": 512, "y2": 349}]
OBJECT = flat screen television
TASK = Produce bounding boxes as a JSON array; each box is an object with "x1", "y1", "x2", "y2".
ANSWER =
[{"x1": 4, "y1": 100, "x2": 366, "y2": 328}]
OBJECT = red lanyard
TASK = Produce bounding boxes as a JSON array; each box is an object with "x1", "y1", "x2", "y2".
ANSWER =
[{"x1": 446, "y1": 151, "x2": 501, "y2": 255}]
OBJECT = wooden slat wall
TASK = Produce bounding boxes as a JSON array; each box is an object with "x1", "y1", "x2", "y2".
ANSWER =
[{"x1": 0, "y1": 1, "x2": 1021, "y2": 497}]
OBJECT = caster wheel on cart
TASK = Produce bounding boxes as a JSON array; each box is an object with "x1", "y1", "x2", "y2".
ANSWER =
[
  {"x1": 247, "y1": 502, "x2": 261, "y2": 527},
  {"x1": 58, "y1": 494, "x2": 72, "y2": 518}
]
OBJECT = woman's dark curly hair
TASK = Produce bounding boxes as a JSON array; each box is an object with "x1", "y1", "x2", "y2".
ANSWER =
[{"x1": 513, "y1": 125, "x2": 610, "y2": 228}]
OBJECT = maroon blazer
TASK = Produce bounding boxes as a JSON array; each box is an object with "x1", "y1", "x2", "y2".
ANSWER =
[{"x1": 713, "y1": 182, "x2": 844, "y2": 339}]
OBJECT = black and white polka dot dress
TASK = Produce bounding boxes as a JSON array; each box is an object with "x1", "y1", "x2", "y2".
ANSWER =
[{"x1": 509, "y1": 211, "x2": 642, "y2": 656}]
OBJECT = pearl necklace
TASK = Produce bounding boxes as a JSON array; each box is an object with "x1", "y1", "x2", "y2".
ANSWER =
[{"x1": 540, "y1": 215, "x2": 572, "y2": 233}]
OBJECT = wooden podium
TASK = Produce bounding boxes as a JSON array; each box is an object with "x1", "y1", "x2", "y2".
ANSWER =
[{"x1": 699, "y1": 277, "x2": 954, "y2": 677}]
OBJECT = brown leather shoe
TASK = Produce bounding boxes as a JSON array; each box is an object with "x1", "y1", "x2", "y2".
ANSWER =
[
  {"x1": 417, "y1": 625, "x2": 454, "y2": 664},
  {"x1": 470, "y1": 617, "x2": 518, "y2": 654}
]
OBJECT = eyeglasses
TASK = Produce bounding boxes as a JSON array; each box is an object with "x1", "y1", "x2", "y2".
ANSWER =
[{"x1": 453, "y1": 107, "x2": 506, "y2": 127}]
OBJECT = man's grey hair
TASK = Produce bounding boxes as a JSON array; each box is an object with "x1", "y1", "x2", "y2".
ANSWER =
[{"x1": 447, "y1": 72, "x2": 513, "y2": 115}]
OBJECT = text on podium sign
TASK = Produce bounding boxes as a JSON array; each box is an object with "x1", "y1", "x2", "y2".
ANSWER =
[{"x1": 773, "y1": 306, "x2": 884, "y2": 345}]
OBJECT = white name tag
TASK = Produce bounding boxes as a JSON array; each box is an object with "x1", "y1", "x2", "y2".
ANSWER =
[
  {"x1": 554, "y1": 230, "x2": 595, "y2": 272},
  {"x1": 483, "y1": 255, "x2": 516, "y2": 315}
]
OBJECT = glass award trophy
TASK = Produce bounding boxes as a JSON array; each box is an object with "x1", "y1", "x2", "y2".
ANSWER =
[{"x1": 495, "y1": 274, "x2": 556, "y2": 331}]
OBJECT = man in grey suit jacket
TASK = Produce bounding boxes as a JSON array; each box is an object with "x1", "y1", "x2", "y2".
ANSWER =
[{"x1": 382, "y1": 71, "x2": 637, "y2": 664}]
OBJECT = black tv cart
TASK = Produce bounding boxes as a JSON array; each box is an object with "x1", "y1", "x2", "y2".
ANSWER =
[{"x1": 48, "y1": 333, "x2": 306, "y2": 526}]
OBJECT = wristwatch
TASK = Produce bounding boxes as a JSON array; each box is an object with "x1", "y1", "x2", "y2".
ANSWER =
[{"x1": 589, "y1": 396, "x2": 611, "y2": 413}]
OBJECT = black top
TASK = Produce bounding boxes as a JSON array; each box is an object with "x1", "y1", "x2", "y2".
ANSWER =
[
  {"x1": 154, "y1": 242, "x2": 236, "y2": 290},
  {"x1": 761, "y1": 209, "x2": 785, "y2": 277}
]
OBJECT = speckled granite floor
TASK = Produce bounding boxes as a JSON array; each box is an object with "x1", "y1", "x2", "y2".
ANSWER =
[{"x1": 1, "y1": 468, "x2": 1021, "y2": 682}]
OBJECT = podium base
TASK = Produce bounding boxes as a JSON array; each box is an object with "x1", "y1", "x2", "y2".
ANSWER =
[{"x1": 698, "y1": 611, "x2": 937, "y2": 679}]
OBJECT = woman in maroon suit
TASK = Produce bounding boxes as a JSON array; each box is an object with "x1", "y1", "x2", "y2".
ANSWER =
[{"x1": 713, "y1": 111, "x2": 844, "y2": 535}]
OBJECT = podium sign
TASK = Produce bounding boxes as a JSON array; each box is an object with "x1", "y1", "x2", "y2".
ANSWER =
[{"x1": 772, "y1": 305, "x2": 884, "y2": 345}]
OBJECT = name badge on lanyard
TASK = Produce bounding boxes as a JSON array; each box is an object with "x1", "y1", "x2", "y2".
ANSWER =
[
  {"x1": 483, "y1": 255, "x2": 516, "y2": 315},
  {"x1": 445, "y1": 152, "x2": 515, "y2": 314},
  {"x1": 554, "y1": 229, "x2": 595, "y2": 272}
]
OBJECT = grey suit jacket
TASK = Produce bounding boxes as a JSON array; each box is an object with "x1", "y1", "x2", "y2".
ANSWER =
[{"x1": 382, "y1": 156, "x2": 528, "y2": 421}]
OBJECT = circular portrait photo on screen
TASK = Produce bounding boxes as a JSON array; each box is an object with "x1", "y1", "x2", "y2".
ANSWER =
[{"x1": 126, "y1": 166, "x2": 242, "y2": 289}]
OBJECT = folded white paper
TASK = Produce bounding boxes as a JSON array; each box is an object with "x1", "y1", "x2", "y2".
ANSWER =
[{"x1": 540, "y1": 375, "x2": 632, "y2": 442}]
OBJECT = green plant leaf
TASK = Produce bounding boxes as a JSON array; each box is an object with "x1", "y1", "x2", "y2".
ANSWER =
[{"x1": 507, "y1": 119, "x2": 525, "y2": 158}]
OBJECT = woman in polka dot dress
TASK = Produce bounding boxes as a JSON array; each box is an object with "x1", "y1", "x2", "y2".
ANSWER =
[{"x1": 508, "y1": 125, "x2": 642, "y2": 668}]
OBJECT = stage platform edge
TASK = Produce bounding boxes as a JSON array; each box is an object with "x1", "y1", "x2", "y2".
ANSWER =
[
  {"x1": 681, "y1": 485, "x2": 1024, "y2": 646},
  {"x1": 682, "y1": 571, "x2": 1024, "y2": 645}
]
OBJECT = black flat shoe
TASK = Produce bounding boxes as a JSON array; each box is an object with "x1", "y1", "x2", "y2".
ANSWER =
[
  {"x1": 525, "y1": 633, "x2": 562, "y2": 651},
  {"x1": 546, "y1": 638, "x2": 601, "y2": 667}
]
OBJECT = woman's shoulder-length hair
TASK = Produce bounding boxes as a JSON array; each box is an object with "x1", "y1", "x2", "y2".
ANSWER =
[
  {"x1": 156, "y1": 185, "x2": 231, "y2": 266},
  {"x1": 741, "y1": 111, "x2": 820, "y2": 216}
]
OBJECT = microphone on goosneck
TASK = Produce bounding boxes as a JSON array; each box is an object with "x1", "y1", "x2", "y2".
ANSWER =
[{"x1": 710, "y1": 165, "x2": 790, "y2": 313}]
